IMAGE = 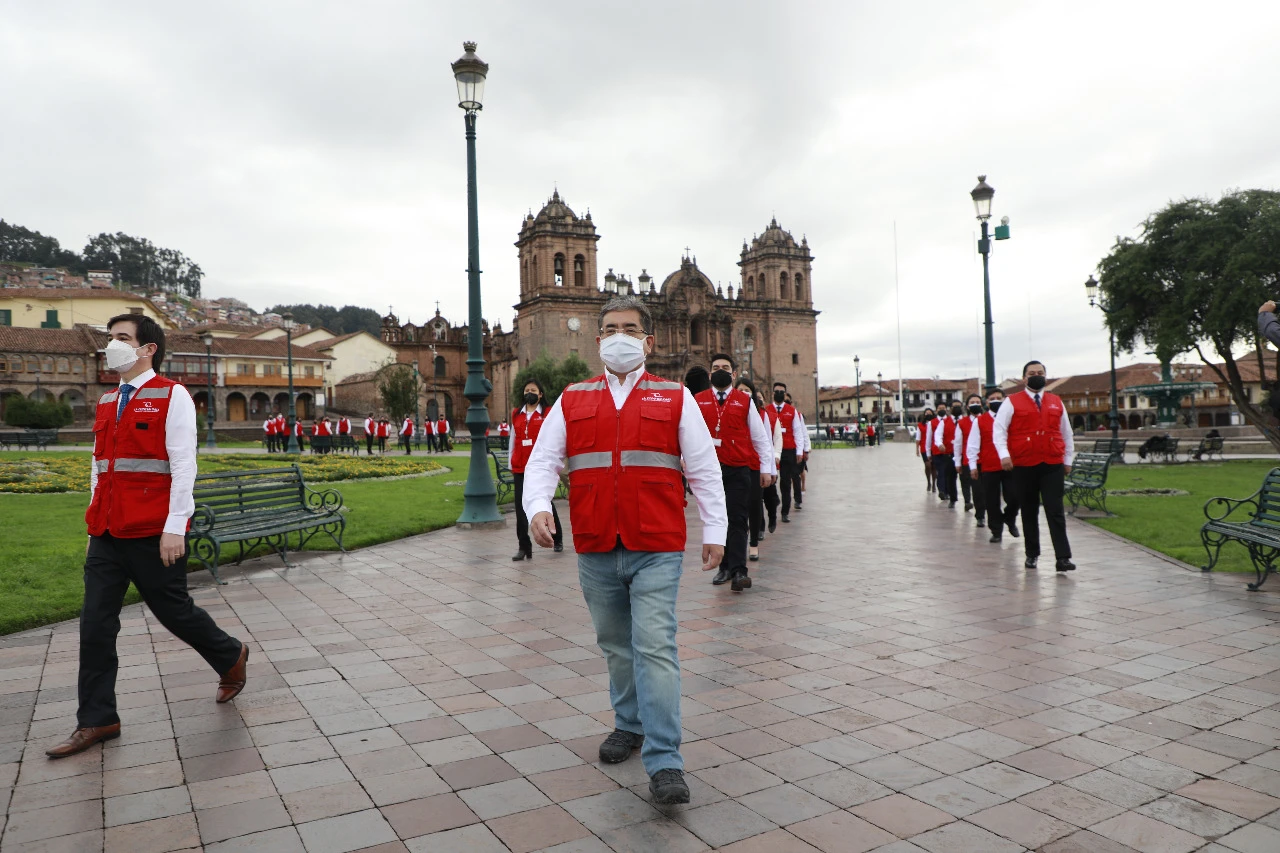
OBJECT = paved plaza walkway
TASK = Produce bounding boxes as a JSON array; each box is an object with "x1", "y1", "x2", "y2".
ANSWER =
[{"x1": 2, "y1": 445, "x2": 1279, "y2": 852}]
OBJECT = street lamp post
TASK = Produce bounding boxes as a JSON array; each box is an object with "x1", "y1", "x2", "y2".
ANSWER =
[
  {"x1": 853, "y1": 355, "x2": 861, "y2": 443},
  {"x1": 812, "y1": 369, "x2": 821, "y2": 448},
  {"x1": 282, "y1": 312, "x2": 300, "y2": 453},
  {"x1": 452, "y1": 41, "x2": 501, "y2": 525},
  {"x1": 877, "y1": 371, "x2": 883, "y2": 441},
  {"x1": 971, "y1": 175, "x2": 997, "y2": 395},
  {"x1": 201, "y1": 331, "x2": 217, "y2": 449},
  {"x1": 744, "y1": 339, "x2": 754, "y2": 381},
  {"x1": 1085, "y1": 275, "x2": 1121, "y2": 441}
]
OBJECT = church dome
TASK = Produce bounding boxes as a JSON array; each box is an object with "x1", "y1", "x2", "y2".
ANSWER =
[
  {"x1": 754, "y1": 216, "x2": 799, "y2": 249},
  {"x1": 533, "y1": 189, "x2": 578, "y2": 223}
]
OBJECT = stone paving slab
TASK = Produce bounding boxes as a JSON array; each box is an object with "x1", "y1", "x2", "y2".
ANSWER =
[{"x1": 2, "y1": 445, "x2": 1278, "y2": 852}]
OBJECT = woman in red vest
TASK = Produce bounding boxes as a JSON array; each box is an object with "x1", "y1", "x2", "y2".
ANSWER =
[
  {"x1": 917, "y1": 408, "x2": 936, "y2": 492},
  {"x1": 993, "y1": 360, "x2": 1075, "y2": 571},
  {"x1": 509, "y1": 380, "x2": 562, "y2": 559}
]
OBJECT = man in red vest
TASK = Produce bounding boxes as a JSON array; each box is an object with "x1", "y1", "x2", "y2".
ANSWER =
[
  {"x1": 47, "y1": 315, "x2": 247, "y2": 759},
  {"x1": 263, "y1": 412, "x2": 278, "y2": 452},
  {"x1": 435, "y1": 415, "x2": 450, "y2": 451},
  {"x1": 523, "y1": 296, "x2": 725, "y2": 806},
  {"x1": 363, "y1": 412, "x2": 376, "y2": 455},
  {"x1": 498, "y1": 419, "x2": 510, "y2": 451},
  {"x1": 954, "y1": 394, "x2": 983, "y2": 517},
  {"x1": 765, "y1": 382, "x2": 806, "y2": 522},
  {"x1": 698, "y1": 354, "x2": 775, "y2": 592},
  {"x1": 337, "y1": 415, "x2": 351, "y2": 436},
  {"x1": 995, "y1": 360, "x2": 1075, "y2": 571},
  {"x1": 966, "y1": 388, "x2": 1021, "y2": 542},
  {"x1": 376, "y1": 417, "x2": 389, "y2": 453},
  {"x1": 932, "y1": 402, "x2": 960, "y2": 507},
  {"x1": 399, "y1": 415, "x2": 414, "y2": 454}
]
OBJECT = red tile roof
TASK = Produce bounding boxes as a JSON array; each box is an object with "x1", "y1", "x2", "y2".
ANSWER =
[{"x1": 0, "y1": 325, "x2": 98, "y2": 354}]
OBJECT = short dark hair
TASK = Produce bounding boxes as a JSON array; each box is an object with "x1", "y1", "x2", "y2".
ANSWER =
[
  {"x1": 599, "y1": 295, "x2": 653, "y2": 335},
  {"x1": 107, "y1": 313, "x2": 166, "y2": 369},
  {"x1": 967, "y1": 393, "x2": 983, "y2": 405},
  {"x1": 684, "y1": 365, "x2": 711, "y2": 395},
  {"x1": 773, "y1": 381, "x2": 787, "y2": 390},
  {"x1": 710, "y1": 353, "x2": 735, "y2": 370},
  {"x1": 1022, "y1": 360, "x2": 1045, "y2": 377},
  {"x1": 986, "y1": 388, "x2": 1005, "y2": 400}
]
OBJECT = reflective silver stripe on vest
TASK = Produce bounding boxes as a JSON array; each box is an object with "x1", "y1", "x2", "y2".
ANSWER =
[
  {"x1": 100, "y1": 392, "x2": 119, "y2": 404},
  {"x1": 93, "y1": 459, "x2": 112, "y2": 474},
  {"x1": 566, "y1": 380, "x2": 607, "y2": 392},
  {"x1": 134, "y1": 387, "x2": 172, "y2": 400},
  {"x1": 620, "y1": 450, "x2": 681, "y2": 470},
  {"x1": 566, "y1": 451, "x2": 613, "y2": 472},
  {"x1": 636, "y1": 380, "x2": 681, "y2": 391},
  {"x1": 111, "y1": 458, "x2": 172, "y2": 474}
]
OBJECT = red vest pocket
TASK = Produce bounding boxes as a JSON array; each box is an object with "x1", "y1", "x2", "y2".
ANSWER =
[
  {"x1": 637, "y1": 479, "x2": 680, "y2": 533},
  {"x1": 639, "y1": 406, "x2": 672, "y2": 448},
  {"x1": 567, "y1": 481, "x2": 603, "y2": 535},
  {"x1": 565, "y1": 406, "x2": 597, "y2": 451}
]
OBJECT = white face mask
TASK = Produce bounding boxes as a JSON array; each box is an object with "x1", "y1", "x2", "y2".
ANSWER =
[
  {"x1": 104, "y1": 339, "x2": 145, "y2": 371},
  {"x1": 599, "y1": 334, "x2": 647, "y2": 374}
]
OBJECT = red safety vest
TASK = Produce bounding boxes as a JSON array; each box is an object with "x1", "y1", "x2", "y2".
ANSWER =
[
  {"x1": 561, "y1": 372, "x2": 686, "y2": 553},
  {"x1": 509, "y1": 407, "x2": 549, "y2": 472},
  {"x1": 499, "y1": 422, "x2": 509, "y2": 437},
  {"x1": 316, "y1": 421, "x2": 332, "y2": 436},
  {"x1": 956, "y1": 415, "x2": 975, "y2": 467},
  {"x1": 86, "y1": 377, "x2": 180, "y2": 539},
  {"x1": 765, "y1": 403, "x2": 797, "y2": 450},
  {"x1": 1007, "y1": 391, "x2": 1066, "y2": 466},
  {"x1": 917, "y1": 422, "x2": 929, "y2": 455},
  {"x1": 936, "y1": 415, "x2": 956, "y2": 455},
  {"x1": 377, "y1": 421, "x2": 389, "y2": 438},
  {"x1": 975, "y1": 411, "x2": 1002, "y2": 473},
  {"x1": 436, "y1": 418, "x2": 448, "y2": 437},
  {"x1": 400, "y1": 419, "x2": 413, "y2": 436},
  {"x1": 264, "y1": 419, "x2": 276, "y2": 435},
  {"x1": 338, "y1": 418, "x2": 351, "y2": 434},
  {"x1": 275, "y1": 417, "x2": 286, "y2": 435},
  {"x1": 695, "y1": 387, "x2": 756, "y2": 468}
]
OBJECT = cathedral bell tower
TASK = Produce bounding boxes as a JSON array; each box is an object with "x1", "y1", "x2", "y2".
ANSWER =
[{"x1": 515, "y1": 190, "x2": 601, "y2": 300}]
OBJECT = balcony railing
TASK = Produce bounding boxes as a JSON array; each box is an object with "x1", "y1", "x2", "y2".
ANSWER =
[{"x1": 225, "y1": 374, "x2": 323, "y2": 388}]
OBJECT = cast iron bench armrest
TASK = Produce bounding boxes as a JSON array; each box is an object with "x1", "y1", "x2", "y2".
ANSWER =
[
  {"x1": 305, "y1": 485, "x2": 344, "y2": 513},
  {"x1": 1201, "y1": 491, "x2": 1260, "y2": 523},
  {"x1": 1200, "y1": 466, "x2": 1280, "y2": 589}
]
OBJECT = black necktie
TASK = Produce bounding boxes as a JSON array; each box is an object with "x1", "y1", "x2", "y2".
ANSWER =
[
  {"x1": 718, "y1": 392, "x2": 726, "y2": 405},
  {"x1": 1034, "y1": 393, "x2": 1041, "y2": 409}
]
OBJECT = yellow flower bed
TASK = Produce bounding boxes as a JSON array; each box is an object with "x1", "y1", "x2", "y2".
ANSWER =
[{"x1": 0, "y1": 454, "x2": 446, "y2": 494}]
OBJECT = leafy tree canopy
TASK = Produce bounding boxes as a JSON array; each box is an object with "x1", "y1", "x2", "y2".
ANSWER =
[
  {"x1": 511, "y1": 352, "x2": 592, "y2": 411},
  {"x1": 270, "y1": 304, "x2": 382, "y2": 337},
  {"x1": 3, "y1": 397, "x2": 73, "y2": 429},
  {"x1": 1098, "y1": 189, "x2": 1280, "y2": 447},
  {"x1": 376, "y1": 361, "x2": 420, "y2": 422}
]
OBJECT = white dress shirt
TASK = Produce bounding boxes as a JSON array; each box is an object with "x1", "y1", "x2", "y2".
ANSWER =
[
  {"x1": 933, "y1": 414, "x2": 954, "y2": 451},
  {"x1": 954, "y1": 414, "x2": 976, "y2": 468},
  {"x1": 89, "y1": 368, "x2": 197, "y2": 536},
  {"x1": 992, "y1": 388, "x2": 1075, "y2": 466},
  {"x1": 922, "y1": 419, "x2": 934, "y2": 458},
  {"x1": 523, "y1": 365, "x2": 728, "y2": 546},
  {"x1": 752, "y1": 406, "x2": 778, "y2": 475},
  {"x1": 965, "y1": 413, "x2": 985, "y2": 472},
  {"x1": 795, "y1": 411, "x2": 810, "y2": 454},
  {"x1": 714, "y1": 389, "x2": 776, "y2": 476}
]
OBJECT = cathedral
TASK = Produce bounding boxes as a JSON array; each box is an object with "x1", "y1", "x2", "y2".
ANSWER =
[{"x1": 381, "y1": 189, "x2": 819, "y2": 421}]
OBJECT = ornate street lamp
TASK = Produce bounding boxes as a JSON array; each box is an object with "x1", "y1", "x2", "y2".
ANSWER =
[
  {"x1": 744, "y1": 338, "x2": 754, "y2": 380},
  {"x1": 877, "y1": 370, "x2": 884, "y2": 439},
  {"x1": 812, "y1": 368, "x2": 821, "y2": 447},
  {"x1": 853, "y1": 354, "x2": 862, "y2": 438},
  {"x1": 452, "y1": 41, "x2": 501, "y2": 525},
  {"x1": 282, "y1": 312, "x2": 300, "y2": 453},
  {"x1": 971, "y1": 175, "x2": 997, "y2": 395},
  {"x1": 1086, "y1": 275, "x2": 1121, "y2": 441},
  {"x1": 201, "y1": 331, "x2": 217, "y2": 449}
]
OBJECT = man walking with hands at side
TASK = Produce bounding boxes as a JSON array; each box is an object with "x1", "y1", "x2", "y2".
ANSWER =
[
  {"x1": 47, "y1": 315, "x2": 248, "y2": 758},
  {"x1": 766, "y1": 383, "x2": 805, "y2": 522},
  {"x1": 524, "y1": 295, "x2": 726, "y2": 806},
  {"x1": 994, "y1": 360, "x2": 1075, "y2": 571}
]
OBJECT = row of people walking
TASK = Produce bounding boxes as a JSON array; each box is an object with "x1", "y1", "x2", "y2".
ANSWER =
[{"x1": 916, "y1": 360, "x2": 1077, "y2": 572}]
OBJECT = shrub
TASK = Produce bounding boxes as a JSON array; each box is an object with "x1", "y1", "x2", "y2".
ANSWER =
[{"x1": 3, "y1": 396, "x2": 73, "y2": 429}]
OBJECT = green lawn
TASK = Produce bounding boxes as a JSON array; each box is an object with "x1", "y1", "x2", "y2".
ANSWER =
[
  {"x1": 0, "y1": 455, "x2": 512, "y2": 635},
  {"x1": 1086, "y1": 459, "x2": 1280, "y2": 573}
]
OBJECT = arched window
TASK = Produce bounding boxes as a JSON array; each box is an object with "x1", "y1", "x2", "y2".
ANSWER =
[
  {"x1": 26, "y1": 356, "x2": 40, "y2": 373},
  {"x1": 779, "y1": 271, "x2": 789, "y2": 300},
  {"x1": 554, "y1": 253, "x2": 565, "y2": 286},
  {"x1": 794, "y1": 273, "x2": 804, "y2": 302},
  {"x1": 434, "y1": 355, "x2": 446, "y2": 378},
  {"x1": 574, "y1": 255, "x2": 585, "y2": 287},
  {"x1": 404, "y1": 326, "x2": 415, "y2": 342},
  {"x1": 746, "y1": 275, "x2": 754, "y2": 296},
  {"x1": 56, "y1": 357, "x2": 69, "y2": 374},
  {"x1": 690, "y1": 318, "x2": 705, "y2": 347},
  {"x1": 757, "y1": 272, "x2": 767, "y2": 297},
  {"x1": 71, "y1": 357, "x2": 83, "y2": 375}
]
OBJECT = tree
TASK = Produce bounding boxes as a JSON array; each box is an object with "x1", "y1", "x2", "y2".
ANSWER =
[
  {"x1": 269, "y1": 304, "x2": 382, "y2": 336},
  {"x1": 0, "y1": 220, "x2": 82, "y2": 270},
  {"x1": 81, "y1": 232, "x2": 204, "y2": 297},
  {"x1": 512, "y1": 352, "x2": 594, "y2": 408},
  {"x1": 3, "y1": 397, "x2": 73, "y2": 429},
  {"x1": 1098, "y1": 189, "x2": 1280, "y2": 450},
  {"x1": 376, "y1": 362, "x2": 420, "y2": 422}
]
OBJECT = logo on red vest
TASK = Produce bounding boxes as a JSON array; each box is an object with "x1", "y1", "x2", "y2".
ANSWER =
[
  {"x1": 135, "y1": 403, "x2": 161, "y2": 413},
  {"x1": 641, "y1": 393, "x2": 671, "y2": 403}
]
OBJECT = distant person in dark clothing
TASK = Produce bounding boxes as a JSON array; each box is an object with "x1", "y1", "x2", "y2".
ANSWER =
[
  {"x1": 1260, "y1": 301, "x2": 1280, "y2": 346},
  {"x1": 684, "y1": 365, "x2": 711, "y2": 395}
]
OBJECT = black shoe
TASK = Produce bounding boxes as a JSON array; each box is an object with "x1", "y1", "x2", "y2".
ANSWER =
[
  {"x1": 731, "y1": 572, "x2": 752, "y2": 592},
  {"x1": 794, "y1": 503, "x2": 802, "y2": 511},
  {"x1": 1009, "y1": 522, "x2": 1020, "y2": 538},
  {"x1": 599, "y1": 729, "x2": 644, "y2": 764},
  {"x1": 949, "y1": 500, "x2": 957, "y2": 509},
  {"x1": 768, "y1": 520, "x2": 777, "y2": 533},
  {"x1": 553, "y1": 542, "x2": 564, "y2": 553},
  {"x1": 1025, "y1": 556, "x2": 1038, "y2": 570},
  {"x1": 989, "y1": 533, "x2": 1003, "y2": 543},
  {"x1": 748, "y1": 548, "x2": 759, "y2": 562},
  {"x1": 781, "y1": 515, "x2": 790, "y2": 523},
  {"x1": 964, "y1": 503, "x2": 974, "y2": 513},
  {"x1": 649, "y1": 768, "x2": 690, "y2": 805},
  {"x1": 512, "y1": 550, "x2": 531, "y2": 561},
  {"x1": 711, "y1": 568, "x2": 731, "y2": 585},
  {"x1": 1056, "y1": 559, "x2": 1076, "y2": 572},
  {"x1": 976, "y1": 518, "x2": 986, "y2": 528}
]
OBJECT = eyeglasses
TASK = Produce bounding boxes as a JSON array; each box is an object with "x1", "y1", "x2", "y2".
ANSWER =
[{"x1": 599, "y1": 324, "x2": 648, "y2": 339}]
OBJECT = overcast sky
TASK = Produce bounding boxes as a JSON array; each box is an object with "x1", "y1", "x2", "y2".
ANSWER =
[{"x1": 4, "y1": 1, "x2": 1278, "y2": 386}]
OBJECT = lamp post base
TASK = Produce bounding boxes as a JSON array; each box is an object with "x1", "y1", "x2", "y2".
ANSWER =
[{"x1": 456, "y1": 519, "x2": 507, "y2": 531}]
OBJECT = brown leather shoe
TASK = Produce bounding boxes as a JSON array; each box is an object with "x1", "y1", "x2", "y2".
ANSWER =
[
  {"x1": 216, "y1": 643, "x2": 249, "y2": 704},
  {"x1": 46, "y1": 723, "x2": 120, "y2": 758}
]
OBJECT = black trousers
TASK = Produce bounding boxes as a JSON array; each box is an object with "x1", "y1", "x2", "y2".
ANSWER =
[
  {"x1": 960, "y1": 465, "x2": 982, "y2": 513},
  {"x1": 1013, "y1": 463, "x2": 1071, "y2": 559},
  {"x1": 265, "y1": 434, "x2": 276, "y2": 452},
  {"x1": 779, "y1": 448, "x2": 801, "y2": 514},
  {"x1": 981, "y1": 469, "x2": 1020, "y2": 532},
  {"x1": 934, "y1": 454, "x2": 957, "y2": 502},
  {"x1": 365, "y1": 434, "x2": 374, "y2": 455},
  {"x1": 747, "y1": 468, "x2": 763, "y2": 546},
  {"x1": 721, "y1": 464, "x2": 752, "y2": 576},
  {"x1": 377, "y1": 437, "x2": 387, "y2": 453},
  {"x1": 400, "y1": 434, "x2": 412, "y2": 454},
  {"x1": 79, "y1": 534, "x2": 242, "y2": 728},
  {"x1": 763, "y1": 479, "x2": 779, "y2": 526},
  {"x1": 513, "y1": 472, "x2": 561, "y2": 553},
  {"x1": 426, "y1": 433, "x2": 437, "y2": 452}
]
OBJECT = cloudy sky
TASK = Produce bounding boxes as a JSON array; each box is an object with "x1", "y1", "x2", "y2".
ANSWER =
[{"x1": 4, "y1": 1, "x2": 1278, "y2": 386}]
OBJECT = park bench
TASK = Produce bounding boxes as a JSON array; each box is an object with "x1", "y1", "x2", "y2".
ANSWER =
[
  {"x1": 0, "y1": 429, "x2": 58, "y2": 450},
  {"x1": 335, "y1": 434, "x2": 359, "y2": 454},
  {"x1": 1091, "y1": 438, "x2": 1128, "y2": 465},
  {"x1": 490, "y1": 449, "x2": 514, "y2": 504},
  {"x1": 1138, "y1": 435, "x2": 1180, "y2": 463},
  {"x1": 309, "y1": 435, "x2": 333, "y2": 455},
  {"x1": 186, "y1": 465, "x2": 346, "y2": 583},
  {"x1": 1188, "y1": 436, "x2": 1225, "y2": 462},
  {"x1": 1065, "y1": 451, "x2": 1113, "y2": 516},
  {"x1": 1200, "y1": 467, "x2": 1280, "y2": 590}
]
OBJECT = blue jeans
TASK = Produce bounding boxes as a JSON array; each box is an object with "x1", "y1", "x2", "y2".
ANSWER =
[{"x1": 578, "y1": 549, "x2": 683, "y2": 775}]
